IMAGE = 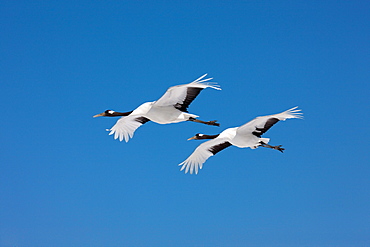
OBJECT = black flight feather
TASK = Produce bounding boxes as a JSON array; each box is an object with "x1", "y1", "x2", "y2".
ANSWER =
[
  {"x1": 252, "y1": 117, "x2": 279, "y2": 137},
  {"x1": 174, "y1": 87, "x2": 203, "y2": 112},
  {"x1": 135, "y1": 117, "x2": 150, "y2": 124},
  {"x1": 208, "y1": 141, "x2": 232, "y2": 155}
]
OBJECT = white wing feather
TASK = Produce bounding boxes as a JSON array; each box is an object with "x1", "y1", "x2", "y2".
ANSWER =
[
  {"x1": 154, "y1": 74, "x2": 221, "y2": 107},
  {"x1": 106, "y1": 102, "x2": 152, "y2": 142},
  {"x1": 108, "y1": 115, "x2": 147, "y2": 142},
  {"x1": 179, "y1": 137, "x2": 230, "y2": 174},
  {"x1": 237, "y1": 107, "x2": 303, "y2": 136}
]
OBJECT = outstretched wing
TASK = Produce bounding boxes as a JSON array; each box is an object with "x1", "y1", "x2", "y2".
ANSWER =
[
  {"x1": 179, "y1": 138, "x2": 232, "y2": 174},
  {"x1": 154, "y1": 74, "x2": 221, "y2": 112},
  {"x1": 237, "y1": 107, "x2": 303, "y2": 137},
  {"x1": 108, "y1": 115, "x2": 150, "y2": 142}
]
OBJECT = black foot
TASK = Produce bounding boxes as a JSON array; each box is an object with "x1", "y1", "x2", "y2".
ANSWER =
[
  {"x1": 273, "y1": 145, "x2": 285, "y2": 153},
  {"x1": 260, "y1": 142, "x2": 285, "y2": 153}
]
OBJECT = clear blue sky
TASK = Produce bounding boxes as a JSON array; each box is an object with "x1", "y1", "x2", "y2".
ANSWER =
[{"x1": 1, "y1": 1, "x2": 369, "y2": 246}]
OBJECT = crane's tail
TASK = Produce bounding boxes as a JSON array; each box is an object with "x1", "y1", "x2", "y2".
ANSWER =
[{"x1": 251, "y1": 138, "x2": 270, "y2": 149}]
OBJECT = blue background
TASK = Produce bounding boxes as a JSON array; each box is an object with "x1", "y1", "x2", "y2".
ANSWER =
[{"x1": 1, "y1": 1, "x2": 369, "y2": 246}]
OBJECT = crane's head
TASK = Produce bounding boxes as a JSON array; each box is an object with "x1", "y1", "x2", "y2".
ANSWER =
[
  {"x1": 93, "y1": 110, "x2": 115, "y2": 117},
  {"x1": 187, "y1": 133, "x2": 204, "y2": 140}
]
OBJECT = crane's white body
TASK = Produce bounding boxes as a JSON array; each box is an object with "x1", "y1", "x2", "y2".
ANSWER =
[
  {"x1": 145, "y1": 104, "x2": 199, "y2": 124},
  {"x1": 108, "y1": 74, "x2": 220, "y2": 142},
  {"x1": 217, "y1": 127, "x2": 269, "y2": 149},
  {"x1": 179, "y1": 107, "x2": 303, "y2": 174}
]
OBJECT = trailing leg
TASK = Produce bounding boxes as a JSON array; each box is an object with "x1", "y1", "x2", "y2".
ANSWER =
[
  {"x1": 188, "y1": 117, "x2": 220, "y2": 126},
  {"x1": 260, "y1": 141, "x2": 285, "y2": 153}
]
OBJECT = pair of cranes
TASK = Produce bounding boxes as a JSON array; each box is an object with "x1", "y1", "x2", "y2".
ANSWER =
[{"x1": 94, "y1": 74, "x2": 303, "y2": 174}]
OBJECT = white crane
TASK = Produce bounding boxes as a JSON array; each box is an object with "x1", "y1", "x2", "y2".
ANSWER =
[
  {"x1": 179, "y1": 107, "x2": 303, "y2": 174},
  {"x1": 93, "y1": 74, "x2": 221, "y2": 142}
]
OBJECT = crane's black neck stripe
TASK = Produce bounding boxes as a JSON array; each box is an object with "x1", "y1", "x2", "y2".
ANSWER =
[
  {"x1": 135, "y1": 117, "x2": 150, "y2": 124},
  {"x1": 208, "y1": 141, "x2": 232, "y2": 155},
  {"x1": 198, "y1": 134, "x2": 219, "y2": 140},
  {"x1": 174, "y1": 87, "x2": 203, "y2": 112},
  {"x1": 107, "y1": 110, "x2": 133, "y2": 117},
  {"x1": 252, "y1": 117, "x2": 279, "y2": 137}
]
